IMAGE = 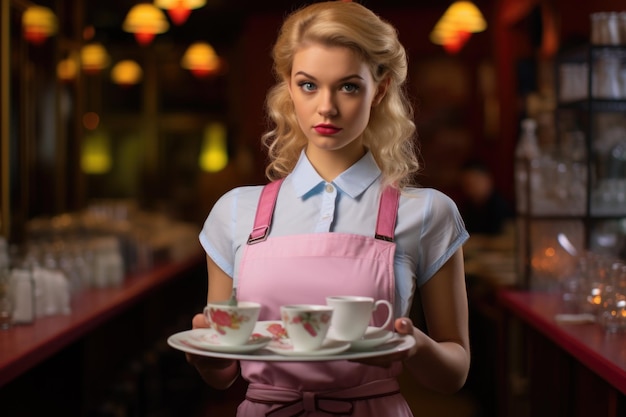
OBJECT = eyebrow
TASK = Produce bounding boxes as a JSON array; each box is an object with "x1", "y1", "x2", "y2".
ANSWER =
[{"x1": 293, "y1": 71, "x2": 364, "y2": 82}]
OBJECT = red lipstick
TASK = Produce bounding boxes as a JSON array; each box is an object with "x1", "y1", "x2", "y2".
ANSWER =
[{"x1": 314, "y1": 124, "x2": 342, "y2": 135}]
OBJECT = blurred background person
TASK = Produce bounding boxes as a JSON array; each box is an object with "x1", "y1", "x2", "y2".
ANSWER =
[{"x1": 458, "y1": 160, "x2": 513, "y2": 236}]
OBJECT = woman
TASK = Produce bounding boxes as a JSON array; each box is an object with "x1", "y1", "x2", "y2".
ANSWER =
[{"x1": 188, "y1": 2, "x2": 470, "y2": 415}]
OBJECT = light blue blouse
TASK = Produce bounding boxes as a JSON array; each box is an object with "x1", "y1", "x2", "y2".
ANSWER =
[{"x1": 199, "y1": 151, "x2": 469, "y2": 317}]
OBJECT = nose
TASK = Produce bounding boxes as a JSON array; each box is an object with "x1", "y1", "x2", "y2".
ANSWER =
[{"x1": 317, "y1": 89, "x2": 338, "y2": 118}]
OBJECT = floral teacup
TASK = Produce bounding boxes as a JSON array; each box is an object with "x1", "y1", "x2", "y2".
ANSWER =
[
  {"x1": 203, "y1": 301, "x2": 261, "y2": 345},
  {"x1": 280, "y1": 304, "x2": 334, "y2": 351}
]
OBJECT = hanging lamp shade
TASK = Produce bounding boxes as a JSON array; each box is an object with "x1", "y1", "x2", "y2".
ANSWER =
[
  {"x1": 181, "y1": 42, "x2": 222, "y2": 78},
  {"x1": 123, "y1": 4, "x2": 169, "y2": 46},
  {"x1": 111, "y1": 60, "x2": 143, "y2": 87},
  {"x1": 154, "y1": 0, "x2": 206, "y2": 25},
  {"x1": 430, "y1": 1, "x2": 487, "y2": 53},
  {"x1": 57, "y1": 55, "x2": 79, "y2": 82},
  {"x1": 429, "y1": 18, "x2": 472, "y2": 54},
  {"x1": 80, "y1": 43, "x2": 110, "y2": 74},
  {"x1": 22, "y1": 5, "x2": 58, "y2": 45},
  {"x1": 199, "y1": 122, "x2": 228, "y2": 172},
  {"x1": 81, "y1": 129, "x2": 112, "y2": 174},
  {"x1": 442, "y1": 1, "x2": 487, "y2": 33}
]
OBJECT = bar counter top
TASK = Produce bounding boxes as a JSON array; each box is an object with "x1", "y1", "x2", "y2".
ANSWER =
[
  {"x1": 0, "y1": 252, "x2": 204, "y2": 388},
  {"x1": 497, "y1": 290, "x2": 626, "y2": 395}
]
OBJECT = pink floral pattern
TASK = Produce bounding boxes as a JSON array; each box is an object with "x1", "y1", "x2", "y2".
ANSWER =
[
  {"x1": 282, "y1": 312, "x2": 331, "y2": 337},
  {"x1": 206, "y1": 308, "x2": 251, "y2": 334}
]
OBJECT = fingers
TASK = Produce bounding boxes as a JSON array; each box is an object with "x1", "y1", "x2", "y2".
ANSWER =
[
  {"x1": 188, "y1": 313, "x2": 210, "y2": 366},
  {"x1": 394, "y1": 317, "x2": 414, "y2": 334},
  {"x1": 192, "y1": 313, "x2": 209, "y2": 329}
]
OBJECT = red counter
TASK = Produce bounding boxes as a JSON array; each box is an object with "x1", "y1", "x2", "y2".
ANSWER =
[
  {"x1": 497, "y1": 290, "x2": 626, "y2": 417},
  {"x1": 0, "y1": 252, "x2": 204, "y2": 388}
]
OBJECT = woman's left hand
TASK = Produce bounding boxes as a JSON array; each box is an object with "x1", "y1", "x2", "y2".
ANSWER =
[{"x1": 349, "y1": 317, "x2": 419, "y2": 368}]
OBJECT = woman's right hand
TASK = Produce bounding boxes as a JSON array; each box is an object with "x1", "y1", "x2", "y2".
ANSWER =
[{"x1": 185, "y1": 313, "x2": 239, "y2": 389}]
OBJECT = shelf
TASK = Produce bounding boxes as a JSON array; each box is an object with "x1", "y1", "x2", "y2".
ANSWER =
[
  {"x1": 0, "y1": 251, "x2": 205, "y2": 388},
  {"x1": 557, "y1": 98, "x2": 626, "y2": 113},
  {"x1": 557, "y1": 44, "x2": 626, "y2": 62}
]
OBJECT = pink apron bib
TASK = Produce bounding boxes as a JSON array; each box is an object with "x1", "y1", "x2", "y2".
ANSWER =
[{"x1": 236, "y1": 179, "x2": 413, "y2": 417}]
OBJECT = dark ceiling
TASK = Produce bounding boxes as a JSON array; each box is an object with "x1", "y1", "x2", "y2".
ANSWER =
[{"x1": 86, "y1": 0, "x2": 456, "y2": 45}]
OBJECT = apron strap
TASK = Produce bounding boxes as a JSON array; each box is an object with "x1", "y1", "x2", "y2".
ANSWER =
[
  {"x1": 375, "y1": 186, "x2": 400, "y2": 242},
  {"x1": 248, "y1": 179, "x2": 399, "y2": 244},
  {"x1": 247, "y1": 179, "x2": 285, "y2": 244}
]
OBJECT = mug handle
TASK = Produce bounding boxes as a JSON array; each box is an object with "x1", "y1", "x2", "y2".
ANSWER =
[
  {"x1": 203, "y1": 306, "x2": 211, "y2": 325},
  {"x1": 373, "y1": 299, "x2": 393, "y2": 330}
]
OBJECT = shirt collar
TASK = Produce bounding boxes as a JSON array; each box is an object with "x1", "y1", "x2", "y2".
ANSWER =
[{"x1": 290, "y1": 150, "x2": 381, "y2": 199}]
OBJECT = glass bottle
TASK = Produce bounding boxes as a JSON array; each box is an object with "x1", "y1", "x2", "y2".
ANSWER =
[
  {"x1": 515, "y1": 118, "x2": 541, "y2": 214},
  {"x1": 0, "y1": 237, "x2": 13, "y2": 329}
]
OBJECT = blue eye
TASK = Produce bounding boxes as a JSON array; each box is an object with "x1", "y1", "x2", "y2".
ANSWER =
[
  {"x1": 341, "y1": 83, "x2": 359, "y2": 93},
  {"x1": 298, "y1": 81, "x2": 316, "y2": 92}
]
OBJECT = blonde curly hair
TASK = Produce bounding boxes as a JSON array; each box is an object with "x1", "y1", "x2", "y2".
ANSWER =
[{"x1": 261, "y1": 1, "x2": 420, "y2": 189}]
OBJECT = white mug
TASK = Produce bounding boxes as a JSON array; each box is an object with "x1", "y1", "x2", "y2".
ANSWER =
[{"x1": 326, "y1": 296, "x2": 393, "y2": 341}]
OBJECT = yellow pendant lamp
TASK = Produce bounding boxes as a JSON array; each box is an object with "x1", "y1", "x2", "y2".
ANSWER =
[
  {"x1": 81, "y1": 130, "x2": 112, "y2": 174},
  {"x1": 111, "y1": 60, "x2": 143, "y2": 87},
  {"x1": 199, "y1": 122, "x2": 228, "y2": 172},
  {"x1": 22, "y1": 5, "x2": 58, "y2": 45},
  {"x1": 154, "y1": 0, "x2": 206, "y2": 25},
  {"x1": 80, "y1": 43, "x2": 110, "y2": 74},
  {"x1": 181, "y1": 42, "x2": 223, "y2": 78},
  {"x1": 123, "y1": 3, "x2": 169, "y2": 46},
  {"x1": 430, "y1": 1, "x2": 487, "y2": 54},
  {"x1": 57, "y1": 53, "x2": 79, "y2": 82}
]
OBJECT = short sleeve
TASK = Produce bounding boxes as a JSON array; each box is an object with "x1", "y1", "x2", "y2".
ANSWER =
[
  {"x1": 199, "y1": 189, "x2": 239, "y2": 277},
  {"x1": 416, "y1": 190, "x2": 469, "y2": 287}
]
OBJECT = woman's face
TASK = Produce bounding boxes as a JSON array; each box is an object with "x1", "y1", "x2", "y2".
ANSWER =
[{"x1": 288, "y1": 43, "x2": 385, "y2": 161}]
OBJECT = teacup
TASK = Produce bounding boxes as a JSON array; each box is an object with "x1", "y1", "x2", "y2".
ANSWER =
[
  {"x1": 203, "y1": 301, "x2": 261, "y2": 346},
  {"x1": 326, "y1": 296, "x2": 393, "y2": 341},
  {"x1": 280, "y1": 304, "x2": 334, "y2": 351}
]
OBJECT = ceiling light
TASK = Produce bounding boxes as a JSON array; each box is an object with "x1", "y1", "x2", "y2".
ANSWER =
[
  {"x1": 154, "y1": 0, "x2": 206, "y2": 25},
  {"x1": 181, "y1": 42, "x2": 223, "y2": 78},
  {"x1": 57, "y1": 55, "x2": 79, "y2": 82},
  {"x1": 199, "y1": 122, "x2": 228, "y2": 172},
  {"x1": 442, "y1": 1, "x2": 487, "y2": 33},
  {"x1": 22, "y1": 5, "x2": 58, "y2": 45},
  {"x1": 123, "y1": 4, "x2": 169, "y2": 46},
  {"x1": 80, "y1": 43, "x2": 110, "y2": 74},
  {"x1": 430, "y1": 1, "x2": 487, "y2": 53},
  {"x1": 111, "y1": 60, "x2": 143, "y2": 87}
]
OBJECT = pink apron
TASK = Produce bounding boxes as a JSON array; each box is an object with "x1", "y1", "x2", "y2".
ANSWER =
[{"x1": 236, "y1": 179, "x2": 413, "y2": 417}]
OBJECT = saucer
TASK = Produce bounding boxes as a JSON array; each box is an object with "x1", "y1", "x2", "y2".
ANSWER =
[
  {"x1": 266, "y1": 338, "x2": 351, "y2": 357},
  {"x1": 168, "y1": 328, "x2": 415, "y2": 362},
  {"x1": 348, "y1": 328, "x2": 394, "y2": 351},
  {"x1": 181, "y1": 329, "x2": 271, "y2": 353}
]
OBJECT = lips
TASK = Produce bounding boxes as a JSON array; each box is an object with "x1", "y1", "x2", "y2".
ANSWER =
[{"x1": 314, "y1": 124, "x2": 342, "y2": 135}]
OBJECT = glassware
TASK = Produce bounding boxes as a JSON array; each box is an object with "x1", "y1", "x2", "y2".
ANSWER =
[
  {"x1": 597, "y1": 260, "x2": 626, "y2": 332},
  {"x1": 515, "y1": 118, "x2": 541, "y2": 214},
  {"x1": 591, "y1": 12, "x2": 621, "y2": 45},
  {"x1": 593, "y1": 50, "x2": 623, "y2": 99},
  {"x1": 0, "y1": 237, "x2": 12, "y2": 329},
  {"x1": 0, "y1": 276, "x2": 12, "y2": 330}
]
